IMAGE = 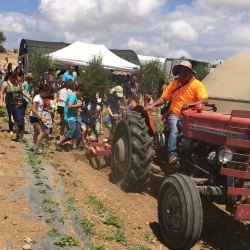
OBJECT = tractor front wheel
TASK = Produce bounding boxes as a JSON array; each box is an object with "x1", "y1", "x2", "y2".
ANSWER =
[{"x1": 158, "y1": 174, "x2": 203, "y2": 250}]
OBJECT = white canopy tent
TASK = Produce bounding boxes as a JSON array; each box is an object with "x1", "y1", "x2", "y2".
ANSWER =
[
  {"x1": 49, "y1": 41, "x2": 139, "y2": 71},
  {"x1": 138, "y1": 55, "x2": 166, "y2": 64}
]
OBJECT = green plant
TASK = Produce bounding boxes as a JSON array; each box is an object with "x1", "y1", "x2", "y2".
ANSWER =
[
  {"x1": 48, "y1": 228, "x2": 61, "y2": 237},
  {"x1": 51, "y1": 162, "x2": 61, "y2": 169},
  {"x1": 78, "y1": 216, "x2": 95, "y2": 235},
  {"x1": 13, "y1": 48, "x2": 18, "y2": 53},
  {"x1": 39, "y1": 189, "x2": 46, "y2": 194},
  {"x1": 103, "y1": 213, "x2": 121, "y2": 228},
  {"x1": 132, "y1": 244, "x2": 151, "y2": 250},
  {"x1": 0, "y1": 45, "x2": 5, "y2": 53},
  {"x1": 29, "y1": 48, "x2": 54, "y2": 86},
  {"x1": 0, "y1": 31, "x2": 6, "y2": 46},
  {"x1": 90, "y1": 244, "x2": 105, "y2": 250},
  {"x1": 87, "y1": 194, "x2": 106, "y2": 214},
  {"x1": 81, "y1": 56, "x2": 111, "y2": 99},
  {"x1": 144, "y1": 233, "x2": 155, "y2": 243},
  {"x1": 43, "y1": 206, "x2": 57, "y2": 213},
  {"x1": 21, "y1": 137, "x2": 27, "y2": 143},
  {"x1": 40, "y1": 138, "x2": 50, "y2": 149},
  {"x1": 139, "y1": 59, "x2": 165, "y2": 96},
  {"x1": 193, "y1": 62, "x2": 210, "y2": 81},
  {"x1": 66, "y1": 192, "x2": 78, "y2": 211},
  {"x1": 57, "y1": 216, "x2": 65, "y2": 224},
  {"x1": 42, "y1": 197, "x2": 59, "y2": 206},
  {"x1": 54, "y1": 235, "x2": 79, "y2": 247},
  {"x1": 112, "y1": 229, "x2": 126, "y2": 242}
]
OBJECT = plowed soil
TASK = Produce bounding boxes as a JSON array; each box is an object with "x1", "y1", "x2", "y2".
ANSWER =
[{"x1": 0, "y1": 113, "x2": 249, "y2": 250}]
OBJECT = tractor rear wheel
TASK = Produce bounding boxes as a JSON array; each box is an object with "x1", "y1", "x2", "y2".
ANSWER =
[
  {"x1": 158, "y1": 174, "x2": 203, "y2": 250},
  {"x1": 111, "y1": 112, "x2": 154, "y2": 191}
]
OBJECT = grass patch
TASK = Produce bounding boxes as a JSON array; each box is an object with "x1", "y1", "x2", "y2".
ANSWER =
[{"x1": 152, "y1": 115, "x2": 164, "y2": 131}]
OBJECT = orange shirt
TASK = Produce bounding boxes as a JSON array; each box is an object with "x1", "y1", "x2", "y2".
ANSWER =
[{"x1": 161, "y1": 77, "x2": 208, "y2": 117}]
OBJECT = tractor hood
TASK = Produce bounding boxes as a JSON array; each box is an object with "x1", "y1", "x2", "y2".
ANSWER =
[{"x1": 182, "y1": 110, "x2": 250, "y2": 148}]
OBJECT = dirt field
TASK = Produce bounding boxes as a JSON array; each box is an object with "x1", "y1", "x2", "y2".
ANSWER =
[{"x1": 0, "y1": 112, "x2": 249, "y2": 250}]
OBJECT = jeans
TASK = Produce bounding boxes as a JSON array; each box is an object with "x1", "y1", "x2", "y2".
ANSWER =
[
  {"x1": 167, "y1": 113, "x2": 182, "y2": 157},
  {"x1": 6, "y1": 103, "x2": 15, "y2": 132}
]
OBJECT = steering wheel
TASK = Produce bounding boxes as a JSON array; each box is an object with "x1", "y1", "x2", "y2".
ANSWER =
[{"x1": 181, "y1": 103, "x2": 217, "y2": 115}]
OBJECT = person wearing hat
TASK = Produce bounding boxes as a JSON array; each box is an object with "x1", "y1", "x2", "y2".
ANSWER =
[
  {"x1": 146, "y1": 60, "x2": 208, "y2": 166},
  {"x1": 107, "y1": 85, "x2": 124, "y2": 141}
]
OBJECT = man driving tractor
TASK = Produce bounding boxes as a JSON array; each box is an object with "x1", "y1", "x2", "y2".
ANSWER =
[{"x1": 146, "y1": 60, "x2": 208, "y2": 167}]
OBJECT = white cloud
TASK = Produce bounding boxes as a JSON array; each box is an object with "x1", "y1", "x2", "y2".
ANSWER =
[
  {"x1": 195, "y1": 0, "x2": 250, "y2": 12},
  {"x1": 2, "y1": 0, "x2": 250, "y2": 62},
  {"x1": 167, "y1": 20, "x2": 198, "y2": 42}
]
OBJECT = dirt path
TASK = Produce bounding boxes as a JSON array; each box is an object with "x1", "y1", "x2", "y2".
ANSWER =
[{"x1": 0, "y1": 116, "x2": 249, "y2": 250}]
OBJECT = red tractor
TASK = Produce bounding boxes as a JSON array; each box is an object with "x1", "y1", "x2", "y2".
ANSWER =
[{"x1": 110, "y1": 104, "x2": 250, "y2": 250}]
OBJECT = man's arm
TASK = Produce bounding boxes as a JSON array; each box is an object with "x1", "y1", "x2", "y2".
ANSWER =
[
  {"x1": 182, "y1": 98, "x2": 208, "y2": 109},
  {"x1": 145, "y1": 97, "x2": 165, "y2": 110}
]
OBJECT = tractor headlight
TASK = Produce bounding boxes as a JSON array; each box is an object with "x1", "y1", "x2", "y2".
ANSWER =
[{"x1": 218, "y1": 147, "x2": 234, "y2": 164}]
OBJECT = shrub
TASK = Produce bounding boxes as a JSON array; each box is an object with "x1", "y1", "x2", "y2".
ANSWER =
[{"x1": 0, "y1": 45, "x2": 6, "y2": 53}]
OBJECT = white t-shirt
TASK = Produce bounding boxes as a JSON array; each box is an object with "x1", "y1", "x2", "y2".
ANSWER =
[
  {"x1": 58, "y1": 88, "x2": 72, "y2": 107},
  {"x1": 30, "y1": 94, "x2": 44, "y2": 117}
]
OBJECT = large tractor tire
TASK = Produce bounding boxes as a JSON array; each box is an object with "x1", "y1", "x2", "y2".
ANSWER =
[
  {"x1": 158, "y1": 174, "x2": 203, "y2": 250},
  {"x1": 111, "y1": 112, "x2": 155, "y2": 192}
]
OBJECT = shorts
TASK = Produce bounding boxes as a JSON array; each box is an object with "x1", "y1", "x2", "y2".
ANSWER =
[
  {"x1": 64, "y1": 120, "x2": 81, "y2": 139},
  {"x1": 79, "y1": 121, "x2": 87, "y2": 127},
  {"x1": 30, "y1": 116, "x2": 41, "y2": 125}
]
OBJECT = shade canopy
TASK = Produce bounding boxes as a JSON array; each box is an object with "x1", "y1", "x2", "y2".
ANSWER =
[{"x1": 49, "y1": 41, "x2": 139, "y2": 71}]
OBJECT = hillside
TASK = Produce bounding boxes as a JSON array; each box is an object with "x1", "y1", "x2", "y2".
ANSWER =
[{"x1": 0, "y1": 50, "x2": 18, "y2": 71}]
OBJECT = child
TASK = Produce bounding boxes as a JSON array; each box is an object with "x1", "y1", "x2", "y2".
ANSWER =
[
  {"x1": 144, "y1": 90, "x2": 154, "y2": 108},
  {"x1": 54, "y1": 84, "x2": 85, "y2": 151},
  {"x1": 126, "y1": 93, "x2": 140, "y2": 111},
  {"x1": 29, "y1": 83, "x2": 49, "y2": 154},
  {"x1": 11, "y1": 98, "x2": 26, "y2": 141},
  {"x1": 107, "y1": 86, "x2": 123, "y2": 141},
  {"x1": 87, "y1": 97, "x2": 102, "y2": 142},
  {"x1": 42, "y1": 99, "x2": 54, "y2": 139}
]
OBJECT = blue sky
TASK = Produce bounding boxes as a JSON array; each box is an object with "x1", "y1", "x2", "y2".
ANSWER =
[{"x1": 1, "y1": 0, "x2": 250, "y2": 64}]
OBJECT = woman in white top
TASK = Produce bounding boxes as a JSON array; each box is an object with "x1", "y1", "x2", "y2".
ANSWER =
[{"x1": 29, "y1": 83, "x2": 49, "y2": 153}]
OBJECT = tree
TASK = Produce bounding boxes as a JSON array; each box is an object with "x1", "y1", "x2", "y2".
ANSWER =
[
  {"x1": 138, "y1": 59, "x2": 165, "y2": 96},
  {"x1": 0, "y1": 31, "x2": 6, "y2": 53},
  {"x1": 80, "y1": 55, "x2": 111, "y2": 99},
  {"x1": 28, "y1": 48, "x2": 54, "y2": 86},
  {"x1": 193, "y1": 63, "x2": 210, "y2": 81}
]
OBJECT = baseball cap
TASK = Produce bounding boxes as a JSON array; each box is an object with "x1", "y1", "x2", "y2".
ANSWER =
[{"x1": 111, "y1": 85, "x2": 123, "y2": 97}]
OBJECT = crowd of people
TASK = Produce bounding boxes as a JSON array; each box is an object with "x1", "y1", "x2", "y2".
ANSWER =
[{"x1": 0, "y1": 59, "x2": 208, "y2": 171}]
